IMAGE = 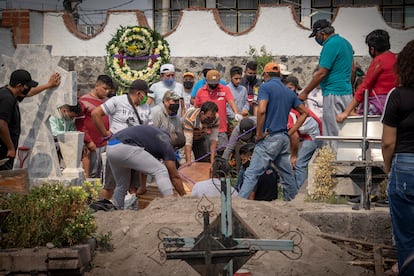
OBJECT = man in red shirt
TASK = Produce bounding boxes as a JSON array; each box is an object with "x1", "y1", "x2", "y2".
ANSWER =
[
  {"x1": 194, "y1": 69, "x2": 242, "y2": 151},
  {"x1": 76, "y1": 75, "x2": 114, "y2": 178},
  {"x1": 337, "y1": 29, "x2": 397, "y2": 122}
]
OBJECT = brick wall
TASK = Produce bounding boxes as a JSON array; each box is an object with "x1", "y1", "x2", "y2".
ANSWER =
[{"x1": 1, "y1": 10, "x2": 30, "y2": 46}]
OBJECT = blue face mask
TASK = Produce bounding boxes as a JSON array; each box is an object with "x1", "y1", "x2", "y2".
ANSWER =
[
  {"x1": 163, "y1": 78, "x2": 175, "y2": 87},
  {"x1": 315, "y1": 37, "x2": 324, "y2": 46}
]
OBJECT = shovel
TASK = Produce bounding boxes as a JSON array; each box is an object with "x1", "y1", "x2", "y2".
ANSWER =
[
  {"x1": 17, "y1": 146, "x2": 30, "y2": 168},
  {"x1": 0, "y1": 158, "x2": 9, "y2": 166}
]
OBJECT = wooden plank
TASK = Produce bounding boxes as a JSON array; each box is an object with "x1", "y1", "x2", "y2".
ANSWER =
[
  {"x1": 178, "y1": 162, "x2": 211, "y2": 192},
  {"x1": 374, "y1": 245, "x2": 385, "y2": 276},
  {"x1": 137, "y1": 185, "x2": 163, "y2": 209},
  {"x1": 137, "y1": 163, "x2": 211, "y2": 209},
  {"x1": 0, "y1": 169, "x2": 29, "y2": 194},
  {"x1": 318, "y1": 233, "x2": 395, "y2": 250}
]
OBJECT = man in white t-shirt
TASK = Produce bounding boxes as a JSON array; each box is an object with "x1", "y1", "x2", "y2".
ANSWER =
[
  {"x1": 91, "y1": 79, "x2": 152, "y2": 202},
  {"x1": 147, "y1": 63, "x2": 186, "y2": 117}
]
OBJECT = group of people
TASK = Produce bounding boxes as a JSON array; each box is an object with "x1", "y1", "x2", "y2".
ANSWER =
[{"x1": 1, "y1": 19, "x2": 413, "y2": 275}]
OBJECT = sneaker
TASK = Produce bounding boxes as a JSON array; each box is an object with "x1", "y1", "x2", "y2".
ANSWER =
[
  {"x1": 347, "y1": 196, "x2": 361, "y2": 205},
  {"x1": 347, "y1": 195, "x2": 379, "y2": 205},
  {"x1": 124, "y1": 194, "x2": 138, "y2": 210},
  {"x1": 89, "y1": 199, "x2": 117, "y2": 212},
  {"x1": 375, "y1": 199, "x2": 389, "y2": 207}
]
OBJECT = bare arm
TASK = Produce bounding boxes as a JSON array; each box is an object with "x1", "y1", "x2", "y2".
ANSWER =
[
  {"x1": 180, "y1": 98, "x2": 186, "y2": 117},
  {"x1": 289, "y1": 104, "x2": 308, "y2": 136},
  {"x1": 255, "y1": 99, "x2": 268, "y2": 142},
  {"x1": 91, "y1": 106, "x2": 111, "y2": 137},
  {"x1": 290, "y1": 130, "x2": 300, "y2": 169},
  {"x1": 164, "y1": 160, "x2": 186, "y2": 196},
  {"x1": 146, "y1": 97, "x2": 153, "y2": 106},
  {"x1": 209, "y1": 139, "x2": 217, "y2": 163},
  {"x1": 184, "y1": 144, "x2": 192, "y2": 164},
  {"x1": 381, "y1": 124, "x2": 397, "y2": 173},
  {"x1": 298, "y1": 67, "x2": 328, "y2": 101},
  {"x1": 27, "y1": 73, "x2": 61, "y2": 97},
  {"x1": 0, "y1": 119, "x2": 15, "y2": 158},
  {"x1": 228, "y1": 99, "x2": 239, "y2": 116},
  {"x1": 337, "y1": 98, "x2": 359, "y2": 123}
]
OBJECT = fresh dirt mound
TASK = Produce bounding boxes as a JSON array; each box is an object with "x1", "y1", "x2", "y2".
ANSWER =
[{"x1": 86, "y1": 195, "x2": 373, "y2": 276}]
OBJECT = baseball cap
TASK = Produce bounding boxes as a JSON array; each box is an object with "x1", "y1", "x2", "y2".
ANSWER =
[
  {"x1": 163, "y1": 90, "x2": 181, "y2": 101},
  {"x1": 160, "y1": 63, "x2": 175, "y2": 74},
  {"x1": 183, "y1": 72, "x2": 195, "y2": 78},
  {"x1": 171, "y1": 131, "x2": 185, "y2": 149},
  {"x1": 239, "y1": 118, "x2": 255, "y2": 142},
  {"x1": 130, "y1": 79, "x2": 149, "y2": 94},
  {"x1": 202, "y1": 63, "x2": 215, "y2": 71},
  {"x1": 309, "y1": 19, "x2": 331, "y2": 38},
  {"x1": 10, "y1": 69, "x2": 38, "y2": 87},
  {"x1": 263, "y1": 62, "x2": 280, "y2": 74},
  {"x1": 206, "y1": 70, "x2": 220, "y2": 85},
  {"x1": 279, "y1": 64, "x2": 292, "y2": 76}
]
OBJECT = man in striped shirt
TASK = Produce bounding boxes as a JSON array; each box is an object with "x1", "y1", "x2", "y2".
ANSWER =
[{"x1": 182, "y1": 101, "x2": 219, "y2": 165}]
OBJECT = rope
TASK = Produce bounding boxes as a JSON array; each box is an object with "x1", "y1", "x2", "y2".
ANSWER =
[
  {"x1": 113, "y1": 54, "x2": 161, "y2": 60},
  {"x1": 178, "y1": 124, "x2": 256, "y2": 184}
]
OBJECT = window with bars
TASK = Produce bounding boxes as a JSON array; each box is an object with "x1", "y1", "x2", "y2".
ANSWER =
[
  {"x1": 153, "y1": 0, "x2": 413, "y2": 34},
  {"x1": 154, "y1": 0, "x2": 206, "y2": 33},
  {"x1": 311, "y1": 0, "x2": 414, "y2": 28},
  {"x1": 217, "y1": 0, "x2": 301, "y2": 32}
]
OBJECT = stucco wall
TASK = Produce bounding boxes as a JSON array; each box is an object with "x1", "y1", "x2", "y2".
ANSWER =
[
  {"x1": 41, "y1": 6, "x2": 414, "y2": 57},
  {"x1": 1, "y1": 6, "x2": 413, "y2": 58},
  {"x1": 0, "y1": 5, "x2": 411, "y2": 93}
]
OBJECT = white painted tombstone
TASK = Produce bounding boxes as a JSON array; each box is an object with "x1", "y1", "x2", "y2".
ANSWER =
[
  {"x1": 57, "y1": 131, "x2": 84, "y2": 184},
  {"x1": 0, "y1": 45, "x2": 80, "y2": 185}
]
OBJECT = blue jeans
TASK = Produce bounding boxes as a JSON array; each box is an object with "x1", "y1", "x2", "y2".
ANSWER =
[
  {"x1": 295, "y1": 139, "x2": 322, "y2": 189},
  {"x1": 239, "y1": 132, "x2": 297, "y2": 201},
  {"x1": 388, "y1": 153, "x2": 414, "y2": 275}
]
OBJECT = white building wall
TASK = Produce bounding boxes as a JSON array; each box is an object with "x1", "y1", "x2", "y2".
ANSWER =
[
  {"x1": 43, "y1": 12, "x2": 141, "y2": 56},
  {"x1": 3, "y1": 5, "x2": 414, "y2": 58}
]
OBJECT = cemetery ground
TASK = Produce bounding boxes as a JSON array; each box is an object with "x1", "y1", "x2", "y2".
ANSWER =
[{"x1": 85, "y1": 185, "x2": 395, "y2": 276}]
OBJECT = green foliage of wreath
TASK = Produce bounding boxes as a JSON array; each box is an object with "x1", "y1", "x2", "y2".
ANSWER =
[{"x1": 105, "y1": 25, "x2": 170, "y2": 91}]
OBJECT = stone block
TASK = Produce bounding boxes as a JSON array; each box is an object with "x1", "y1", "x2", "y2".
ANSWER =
[
  {"x1": 10, "y1": 248, "x2": 49, "y2": 272},
  {"x1": 48, "y1": 259, "x2": 81, "y2": 270},
  {"x1": 0, "y1": 253, "x2": 13, "y2": 270},
  {"x1": 48, "y1": 244, "x2": 92, "y2": 270},
  {"x1": 0, "y1": 243, "x2": 94, "y2": 274},
  {"x1": 48, "y1": 248, "x2": 80, "y2": 259},
  {"x1": 72, "y1": 244, "x2": 92, "y2": 265}
]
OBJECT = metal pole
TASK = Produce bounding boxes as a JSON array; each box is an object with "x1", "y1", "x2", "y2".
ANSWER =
[
  {"x1": 360, "y1": 89, "x2": 370, "y2": 210},
  {"x1": 221, "y1": 177, "x2": 233, "y2": 275},
  {"x1": 362, "y1": 89, "x2": 369, "y2": 161}
]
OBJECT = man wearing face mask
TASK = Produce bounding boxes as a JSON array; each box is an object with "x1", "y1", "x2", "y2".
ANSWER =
[
  {"x1": 194, "y1": 70, "x2": 242, "y2": 151},
  {"x1": 92, "y1": 79, "x2": 152, "y2": 201},
  {"x1": 236, "y1": 143, "x2": 278, "y2": 201},
  {"x1": 151, "y1": 91, "x2": 183, "y2": 136},
  {"x1": 0, "y1": 69, "x2": 61, "y2": 170},
  {"x1": 298, "y1": 19, "x2": 353, "y2": 152},
  {"x1": 238, "y1": 62, "x2": 308, "y2": 201},
  {"x1": 190, "y1": 63, "x2": 227, "y2": 105},
  {"x1": 336, "y1": 29, "x2": 397, "y2": 122},
  {"x1": 182, "y1": 101, "x2": 220, "y2": 165},
  {"x1": 182, "y1": 72, "x2": 195, "y2": 110},
  {"x1": 240, "y1": 61, "x2": 261, "y2": 116},
  {"x1": 49, "y1": 103, "x2": 82, "y2": 168},
  {"x1": 147, "y1": 63, "x2": 186, "y2": 117}
]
